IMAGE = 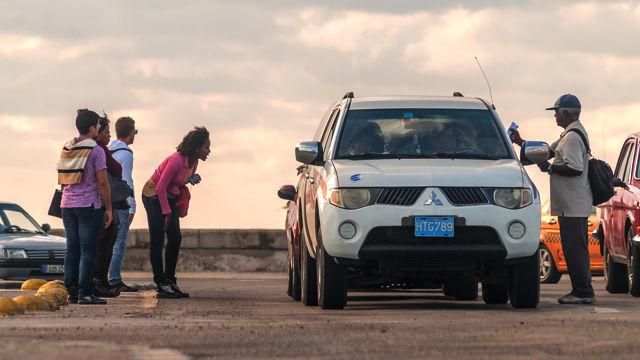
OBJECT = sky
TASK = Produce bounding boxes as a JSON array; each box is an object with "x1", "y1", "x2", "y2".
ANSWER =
[{"x1": 1, "y1": 0, "x2": 639, "y2": 229}]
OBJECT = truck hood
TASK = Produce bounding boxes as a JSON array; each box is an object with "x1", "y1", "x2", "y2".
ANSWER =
[
  {"x1": 332, "y1": 159, "x2": 525, "y2": 188},
  {"x1": 0, "y1": 233, "x2": 67, "y2": 249}
]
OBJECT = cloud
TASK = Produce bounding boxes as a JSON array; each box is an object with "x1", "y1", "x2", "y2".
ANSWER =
[{"x1": 1, "y1": 1, "x2": 640, "y2": 229}]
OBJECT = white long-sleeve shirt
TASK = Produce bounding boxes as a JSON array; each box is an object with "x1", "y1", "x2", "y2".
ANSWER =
[{"x1": 108, "y1": 139, "x2": 136, "y2": 214}]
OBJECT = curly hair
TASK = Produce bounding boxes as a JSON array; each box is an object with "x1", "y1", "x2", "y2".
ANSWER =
[{"x1": 177, "y1": 126, "x2": 210, "y2": 159}]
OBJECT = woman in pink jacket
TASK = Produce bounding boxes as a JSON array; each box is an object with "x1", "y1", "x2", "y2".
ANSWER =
[{"x1": 142, "y1": 127, "x2": 211, "y2": 298}]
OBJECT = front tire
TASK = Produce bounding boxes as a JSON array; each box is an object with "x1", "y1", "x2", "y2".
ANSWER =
[
  {"x1": 604, "y1": 246, "x2": 628, "y2": 294},
  {"x1": 453, "y1": 279, "x2": 479, "y2": 301},
  {"x1": 538, "y1": 245, "x2": 562, "y2": 284},
  {"x1": 509, "y1": 254, "x2": 540, "y2": 309},
  {"x1": 627, "y1": 227, "x2": 640, "y2": 297},
  {"x1": 316, "y1": 230, "x2": 347, "y2": 310},
  {"x1": 287, "y1": 255, "x2": 301, "y2": 301},
  {"x1": 300, "y1": 231, "x2": 318, "y2": 306}
]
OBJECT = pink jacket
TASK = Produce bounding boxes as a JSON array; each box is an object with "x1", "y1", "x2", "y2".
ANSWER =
[{"x1": 152, "y1": 152, "x2": 198, "y2": 215}]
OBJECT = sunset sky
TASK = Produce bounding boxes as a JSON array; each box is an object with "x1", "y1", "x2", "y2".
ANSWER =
[{"x1": 1, "y1": 1, "x2": 639, "y2": 229}]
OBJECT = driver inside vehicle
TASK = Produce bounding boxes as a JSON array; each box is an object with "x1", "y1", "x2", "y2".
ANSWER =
[{"x1": 346, "y1": 122, "x2": 385, "y2": 155}]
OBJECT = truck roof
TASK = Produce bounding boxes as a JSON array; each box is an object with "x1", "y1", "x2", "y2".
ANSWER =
[{"x1": 348, "y1": 96, "x2": 491, "y2": 111}]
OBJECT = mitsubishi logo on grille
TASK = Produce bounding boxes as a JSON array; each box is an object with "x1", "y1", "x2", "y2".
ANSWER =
[
  {"x1": 49, "y1": 250, "x2": 55, "y2": 259},
  {"x1": 424, "y1": 191, "x2": 443, "y2": 206}
]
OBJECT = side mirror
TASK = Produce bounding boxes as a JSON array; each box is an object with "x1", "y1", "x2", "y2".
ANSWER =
[
  {"x1": 41, "y1": 223, "x2": 51, "y2": 233},
  {"x1": 278, "y1": 185, "x2": 297, "y2": 201},
  {"x1": 295, "y1": 141, "x2": 323, "y2": 165},
  {"x1": 522, "y1": 141, "x2": 550, "y2": 165}
]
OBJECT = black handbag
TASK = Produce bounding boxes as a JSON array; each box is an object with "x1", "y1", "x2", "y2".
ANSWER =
[{"x1": 48, "y1": 189, "x2": 63, "y2": 218}]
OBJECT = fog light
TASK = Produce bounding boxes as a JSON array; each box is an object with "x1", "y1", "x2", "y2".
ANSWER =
[
  {"x1": 339, "y1": 221, "x2": 357, "y2": 239},
  {"x1": 508, "y1": 221, "x2": 526, "y2": 239}
]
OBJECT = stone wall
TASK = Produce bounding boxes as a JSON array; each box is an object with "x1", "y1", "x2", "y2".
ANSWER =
[{"x1": 50, "y1": 229, "x2": 288, "y2": 272}]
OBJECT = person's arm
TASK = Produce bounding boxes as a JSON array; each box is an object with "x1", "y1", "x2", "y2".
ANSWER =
[
  {"x1": 96, "y1": 169, "x2": 113, "y2": 228},
  {"x1": 155, "y1": 156, "x2": 182, "y2": 215},
  {"x1": 117, "y1": 150, "x2": 136, "y2": 218},
  {"x1": 538, "y1": 161, "x2": 583, "y2": 177},
  {"x1": 511, "y1": 129, "x2": 556, "y2": 157}
]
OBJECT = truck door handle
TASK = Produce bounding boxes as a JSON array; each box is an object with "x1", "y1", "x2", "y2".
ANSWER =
[{"x1": 546, "y1": 218, "x2": 556, "y2": 225}]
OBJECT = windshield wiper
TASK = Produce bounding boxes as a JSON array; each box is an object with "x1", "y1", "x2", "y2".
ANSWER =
[
  {"x1": 431, "y1": 152, "x2": 503, "y2": 160},
  {"x1": 342, "y1": 153, "x2": 437, "y2": 160}
]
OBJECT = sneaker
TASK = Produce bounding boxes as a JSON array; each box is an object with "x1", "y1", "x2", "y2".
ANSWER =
[
  {"x1": 78, "y1": 295, "x2": 107, "y2": 305},
  {"x1": 156, "y1": 283, "x2": 182, "y2": 299},
  {"x1": 558, "y1": 294, "x2": 595, "y2": 305},
  {"x1": 67, "y1": 295, "x2": 79, "y2": 304},
  {"x1": 94, "y1": 282, "x2": 121, "y2": 298},
  {"x1": 113, "y1": 282, "x2": 139, "y2": 293},
  {"x1": 170, "y1": 282, "x2": 190, "y2": 298}
]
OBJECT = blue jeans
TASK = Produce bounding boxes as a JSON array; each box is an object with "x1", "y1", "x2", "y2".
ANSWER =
[
  {"x1": 108, "y1": 210, "x2": 131, "y2": 286},
  {"x1": 62, "y1": 207, "x2": 104, "y2": 297}
]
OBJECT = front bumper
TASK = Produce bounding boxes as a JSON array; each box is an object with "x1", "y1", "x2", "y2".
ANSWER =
[{"x1": 320, "y1": 189, "x2": 540, "y2": 260}]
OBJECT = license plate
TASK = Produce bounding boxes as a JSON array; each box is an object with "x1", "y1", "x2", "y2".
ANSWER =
[
  {"x1": 415, "y1": 216, "x2": 455, "y2": 237},
  {"x1": 41, "y1": 264, "x2": 64, "y2": 274}
]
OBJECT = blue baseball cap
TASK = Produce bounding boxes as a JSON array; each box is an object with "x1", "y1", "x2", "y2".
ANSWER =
[{"x1": 545, "y1": 94, "x2": 581, "y2": 110}]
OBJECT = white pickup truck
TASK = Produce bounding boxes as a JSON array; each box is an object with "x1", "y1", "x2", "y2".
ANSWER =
[{"x1": 292, "y1": 93, "x2": 548, "y2": 309}]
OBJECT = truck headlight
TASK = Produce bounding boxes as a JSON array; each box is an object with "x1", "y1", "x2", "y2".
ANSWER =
[
  {"x1": 2, "y1": 248, "x2": 27, "y2": 259},
  {"x1": 329, "y1": 188, "x2": 381, "y2": 209},
  {"x1": 488, "y1": 188, "x2": 533, "y2": 209}
]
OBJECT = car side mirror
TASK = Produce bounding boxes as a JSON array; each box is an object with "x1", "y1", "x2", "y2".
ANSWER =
[
  {"x1": 522, "y1": 141, "x2": 550, "y2": 165},
  {"x1": 41, "y1": 223, "x2": 51, "y2": 233},
  {"x1": 278, "y1": 185, "x2": 297, "y2": 201},
  {"x1": 295, "y1": 141, "x2": 324, "y2": 165}
]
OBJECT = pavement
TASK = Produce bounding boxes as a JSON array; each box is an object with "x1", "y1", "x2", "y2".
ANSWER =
[{"x1": 2, "y1": 273, "x2": 640, "y2": 359}]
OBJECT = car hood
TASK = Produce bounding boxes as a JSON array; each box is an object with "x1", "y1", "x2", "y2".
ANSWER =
[
  {"x1": 0, "y1": 233, "x2": 67, "y2": 249},
  {"x1": 332, "y1": 159, "x2": 525, "y2": 188}
]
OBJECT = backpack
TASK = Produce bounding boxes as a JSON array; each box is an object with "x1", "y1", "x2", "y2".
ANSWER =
[{"x1": 567, "y1": 128, "x2": 615, "y2": 206}]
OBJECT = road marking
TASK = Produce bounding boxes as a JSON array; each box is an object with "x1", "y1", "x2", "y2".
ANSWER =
[
  {"x1": 140, "y1": 290, "x2": 158, "y2": 309},
  {"x1": 592, "y1": 307, "x2": 620, "y2": 313}
]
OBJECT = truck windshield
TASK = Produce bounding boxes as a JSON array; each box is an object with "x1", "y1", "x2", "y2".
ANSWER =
[{"x1": 335, "y1": 109, "x2": 511, "y2": 160}]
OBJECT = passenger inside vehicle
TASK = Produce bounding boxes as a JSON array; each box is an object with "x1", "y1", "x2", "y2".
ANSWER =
[{"x1": 345, "y1": 122, "x2": 385, "y2": 155}]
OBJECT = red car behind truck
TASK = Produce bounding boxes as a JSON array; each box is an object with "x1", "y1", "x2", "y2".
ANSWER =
[{"x1": 596, "y1": 132, "x2": 640, "y2": 296}]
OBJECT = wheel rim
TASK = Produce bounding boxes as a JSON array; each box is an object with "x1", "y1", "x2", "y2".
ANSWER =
[{"x1": 539, "y1": 248, "x2": 552, "y2": 281}]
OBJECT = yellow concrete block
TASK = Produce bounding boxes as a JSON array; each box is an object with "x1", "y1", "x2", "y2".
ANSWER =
[
  {"x1": 0, "y1": 297, "x2": 25, "y2": 316},
  {"x1": 36, "y1": 293, "x2": 60, "y2": 311},
  {"x1": 20, "y1": 279, "x2": 48, "y2": 291},
  {"x1": 37, "y1": 287, "x2": 68, "y2": 307},
  {"x1": 12, "y1": 295, "x2": 52, "y2": 312},
  {"x1": 39, "y1": 281, "x2": 67, "y2": 292}
]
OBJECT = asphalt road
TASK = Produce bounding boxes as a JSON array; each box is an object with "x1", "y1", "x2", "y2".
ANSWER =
[{"x1": 2, "y1": 273, "x2": 640, "y2": 359}]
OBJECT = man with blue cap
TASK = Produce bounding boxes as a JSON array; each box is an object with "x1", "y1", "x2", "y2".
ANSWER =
[{"x1": 510, "y1": 93, "x2": 595, "y2": 304}]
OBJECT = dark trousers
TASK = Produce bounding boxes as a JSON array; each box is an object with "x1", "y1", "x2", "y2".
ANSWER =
[
  {"x1": 94, "y1": 220, "x2": 117, "y2": 286},
  {"x1": 62, "y1": 207, "x2": 104, "y2": 297},
  {"x1": 558, "y1": 216, "x2": 595, "y2": 298},
  {"x1": 142, "y1": 195, "x2": 182, "y2": 285}
]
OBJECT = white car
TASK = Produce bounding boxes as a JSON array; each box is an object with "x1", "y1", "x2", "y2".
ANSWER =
[
  {"x1": 0, "y1": 202, "x2": 66, "y2": 280},
  {"x1": 293, "y1": 93, "x2": 548, "y2": 309}
]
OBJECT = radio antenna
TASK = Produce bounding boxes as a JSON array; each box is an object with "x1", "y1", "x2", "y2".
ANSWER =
[{"x1": 475, "y1": 56, "x2": 495, "y2": 109}]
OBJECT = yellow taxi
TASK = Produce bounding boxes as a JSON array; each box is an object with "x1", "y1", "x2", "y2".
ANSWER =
[{"x1": 538, "y1": 200, "x2": 603, "y2": 283}]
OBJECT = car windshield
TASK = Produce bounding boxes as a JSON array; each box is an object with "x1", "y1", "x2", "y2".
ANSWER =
[
  {"x1": 0, "y1": 204, "x2": 43, "y2": 234},
  {"x1": 335, "y1": 108, "x2": 511, "y2": 160}
]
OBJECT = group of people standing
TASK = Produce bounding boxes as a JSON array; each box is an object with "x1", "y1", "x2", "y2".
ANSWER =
[{"x1": 57, "y1": 109, "x2": 211, "y2": 304}]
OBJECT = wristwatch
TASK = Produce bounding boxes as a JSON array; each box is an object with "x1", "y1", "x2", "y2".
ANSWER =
[{"x1": 546, "y1": 166, "x2": 553, "y2": 175}]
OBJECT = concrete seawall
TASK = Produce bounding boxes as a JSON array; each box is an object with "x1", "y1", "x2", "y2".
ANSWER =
[{"x1": 50, "y1": 229, "x2": 287, "y2": 272}]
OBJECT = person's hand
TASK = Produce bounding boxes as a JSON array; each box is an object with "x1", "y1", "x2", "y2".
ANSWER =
[
  {"x1": 538, "y1": 161, "x2": 551, "y2": 173},
  {"x1": 509, "y1": 129, "x2": 525, "y2": 146},
  {"x1": 128, "y1": 213, "x2": 135, "y2": 222},
  {"x1": 189, "y1": 174, "x2": 202, "y2": 185},
  {"x1": 164, "y1": 214, "x2": 171, "y2": 232},
  {"x1": 104, "y1": 210, "x2": 113, "y2": 228}
]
